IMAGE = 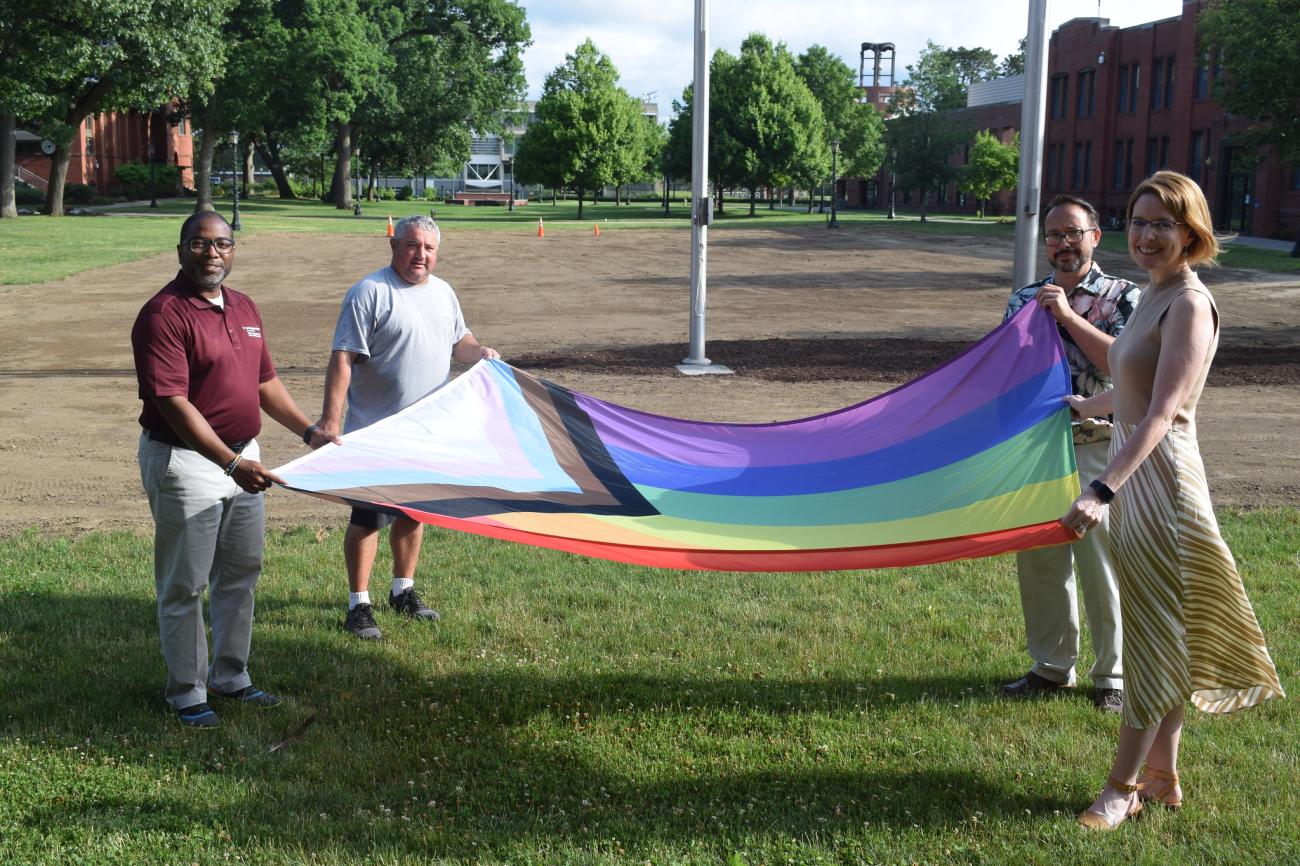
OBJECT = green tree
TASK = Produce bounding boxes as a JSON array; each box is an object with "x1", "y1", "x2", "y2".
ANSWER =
[
  {"x1": 514, "y1": 39, "x2": 643, "y2": 219},
  {"x1": 795, "y1": 45, "x2": 884, "y2": 212},
  {"x1": 712, "y1": 34, "x2": 825, "y2": 216},
  {"x1": 959, "y1": 130, "x2": 1019, "y2": 217},
  {"x1": 886, "y1": 42, "x2": 979, "y2": 221},
  {"x1": 999, "y1": 38, "x2": 1028, "y2": 77},
  {"x1": 2, "y1": 0, "x2": 230, "y2": 216},
  {"x1": 1198, "y1": 0, "x2": 1300, "y2": 255}
]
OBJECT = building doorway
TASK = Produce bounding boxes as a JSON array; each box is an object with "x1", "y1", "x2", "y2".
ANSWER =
[{"x1": 1218, "y1": 145, "x2": 1254, "y2": 234}]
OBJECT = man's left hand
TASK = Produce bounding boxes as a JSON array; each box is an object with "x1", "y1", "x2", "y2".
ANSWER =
[{"x1": 478, "y1": 346, "x2": 501, "y2": 361}]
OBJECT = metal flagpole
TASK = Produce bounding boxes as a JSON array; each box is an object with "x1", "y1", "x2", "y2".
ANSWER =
[
  {"x1": 1012, "y1": 0, "x2": 1051, "y2": 290},
  {"x1": 678, "y1": 0, "x2": 731, "y2": 375}
]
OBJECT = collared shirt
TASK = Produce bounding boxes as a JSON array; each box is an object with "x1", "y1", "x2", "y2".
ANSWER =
[
  {"x1": 132, "y1": 272, "x2": 276, "y2": 443},
  {"x1": 1004, "y1": 262, "x2": 1141, "y2": 398}
]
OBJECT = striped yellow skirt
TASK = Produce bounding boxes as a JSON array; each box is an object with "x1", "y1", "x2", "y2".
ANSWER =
[{"x1": 1110, "y1": 423, "x2": 1284, "y2": 729}]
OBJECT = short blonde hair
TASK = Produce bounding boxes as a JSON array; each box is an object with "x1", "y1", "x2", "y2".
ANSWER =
[{"x1": 1126, "y1": 170, "x2": 1220, "y2": 267}]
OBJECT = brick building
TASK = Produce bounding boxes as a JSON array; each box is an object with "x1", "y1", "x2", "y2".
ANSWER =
[
  {"x1": 855, "y1": 1, "x2": 1300, "y2": 240},
  {"x1": 16, "y1": 109, "x2": 194, "y2": 196}
]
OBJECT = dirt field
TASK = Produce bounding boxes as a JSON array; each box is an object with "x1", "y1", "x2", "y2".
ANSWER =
[{"x1": 1, "y1": 223, "x2": 1296, "y2": 536}]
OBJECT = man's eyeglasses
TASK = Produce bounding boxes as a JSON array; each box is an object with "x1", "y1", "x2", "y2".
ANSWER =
[
  {"x1": 1043, "y1": 227, "x2": 1095, "y2": 246},
  {"x1": 1125, "y1": 218, "x2": 1182, "y2": 233},
  {"x1": 184, "y1": 237, "x2": 236, "y2": 254}
]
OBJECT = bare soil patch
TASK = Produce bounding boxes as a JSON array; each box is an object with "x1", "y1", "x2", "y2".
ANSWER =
[{"x1": 0, "y1": 224, "x2": 1296, "y2": 536}]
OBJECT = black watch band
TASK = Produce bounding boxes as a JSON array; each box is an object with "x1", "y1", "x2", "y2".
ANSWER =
[
  {"x1": 302, "y1": 424, "x2": 319, "y2": 445},
  {"x1": 1089, "y1": 479, "x2": 1116, "y2": 503}
]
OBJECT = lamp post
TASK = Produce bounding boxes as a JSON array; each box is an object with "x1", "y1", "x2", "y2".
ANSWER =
[
  {"x1": 508, "y1": 160, "x2": 515, "y2": 212},
  {"x1": 352, "y1": 149, "x2": 362, "y2": 216},
  {"x1": 228, "y1": 130, "x2": 241, "y2": 231},
  {"x1": 828, "y1": 139, "x2": 840, "y2": 228}
]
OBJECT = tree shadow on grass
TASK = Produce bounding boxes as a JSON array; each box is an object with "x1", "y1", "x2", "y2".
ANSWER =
[{"x1": 2, "y1": 589, "x2": 1079, "y2": 860}]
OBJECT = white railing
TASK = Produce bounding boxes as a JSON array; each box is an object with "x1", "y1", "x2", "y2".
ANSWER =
[{"x1": 15, "y1": 164, "x2": 48, "y2": 189}]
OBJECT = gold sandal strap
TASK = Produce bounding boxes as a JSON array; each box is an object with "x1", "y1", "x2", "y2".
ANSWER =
[
  {"x1": 1142, "y1": 767, "x2": 1178, "y2": 783},
  {"x1": 1107, "y1": 775, "x2": 1138, "y2": 794}
]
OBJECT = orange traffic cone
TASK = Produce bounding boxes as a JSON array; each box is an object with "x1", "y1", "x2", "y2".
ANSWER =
[
  {"x1": 537, "y1": 218, "x2": 545, "y2": 238},
  {"x1": 386, "y1": 215, "x2": 394, "y2": 237},
  {"x1": 593, "y1": 223, "x2": 601, "y2": 237}
]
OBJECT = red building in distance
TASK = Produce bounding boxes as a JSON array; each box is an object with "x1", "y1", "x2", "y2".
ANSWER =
[{"x1": 850, "y1": 1, "x2": 1300, "y2": 241}]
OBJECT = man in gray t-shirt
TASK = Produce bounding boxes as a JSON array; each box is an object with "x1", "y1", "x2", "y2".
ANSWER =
[{"x1": 317, "y1": 216, "x2": 498, "y2": 640}]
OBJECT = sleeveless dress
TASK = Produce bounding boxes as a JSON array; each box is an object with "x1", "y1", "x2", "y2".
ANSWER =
[{"x1": 1107, "y1": 270, "x2": 1284, "y2": 729}]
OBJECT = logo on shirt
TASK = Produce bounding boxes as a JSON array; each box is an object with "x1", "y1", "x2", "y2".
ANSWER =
[{"x1": 242, "y1": 325, "x2": 262, "y2": 339}]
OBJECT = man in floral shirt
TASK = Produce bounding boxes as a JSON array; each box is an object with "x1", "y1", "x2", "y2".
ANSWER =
[{"x1": 1000, "y1": 194, "x2": 1141, "y2": 713}]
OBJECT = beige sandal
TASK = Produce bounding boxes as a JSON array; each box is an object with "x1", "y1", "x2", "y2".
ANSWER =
[
  {"x1": 1078, "y1": 776, "x2": 1144, "y2": 830},
  {"x1": 1137, "y1": 766, "x2": 1182, "y2": 810}
]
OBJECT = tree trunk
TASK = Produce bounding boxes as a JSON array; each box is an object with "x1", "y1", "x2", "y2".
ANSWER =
[
  {"x1": 806, "y1": 189, "x2": 814, "y2": 214},
  {"x1": 332, "y1": 121, "x2": 352, "y2": 210},
  {"x1": 919, "y1": 188, "x2": 928, "y2": 223},
  {"x1": 43, "y1": 142, "x2": 72, "y2": 216},
  {"x1": 242, "y1": 142, "x2": 254, "y2": 196},
  {"x1": 748, "y1": 187, "x2": 756, "y2": 216},
  {"x1": 576, "y1": 187, "x2": 584, "y2": 219},
  {"x1": 1, "y1": 112, "x2": 17, "y2": 218},
  {"x1": 1292, "y1": 224, "x2": 1300, "y2": 258},
  {"x1": 256, "y1": 131, "x2": 294, "y2": 199},
  {"x1": 194, "y1": 123, "x2": 217, "y2": 212}
]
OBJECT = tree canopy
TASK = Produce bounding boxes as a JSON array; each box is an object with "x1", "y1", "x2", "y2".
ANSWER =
[
  {"x1": 513, "y1": 39, "x2": 646, "y2": 218},
  {"x1": 959, "y1": 130, "x2": 1019, "y2": 217}
]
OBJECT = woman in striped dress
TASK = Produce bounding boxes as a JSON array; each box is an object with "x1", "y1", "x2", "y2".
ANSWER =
[{"x1": 1059, "y1": 171, "x2": 1284, "y2": 830}]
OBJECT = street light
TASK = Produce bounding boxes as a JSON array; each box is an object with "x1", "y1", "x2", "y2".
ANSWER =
[
  {"x1": 228, "y1": 130, "x2": 241, "y2": 231},
  {"x1": 352, "y1": 149, "x2": 362, "y2": 216},
  {"x1": 828, "y1": 139, "x2": 840, "y2": 228}
]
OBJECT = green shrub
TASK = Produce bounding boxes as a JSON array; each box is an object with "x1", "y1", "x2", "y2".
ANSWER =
[
  {"x1": 14, "y1": 182, "x2": 43, "y2": 205},
  {"x1": 64, "y1": 183, "x2": 97, "y2": 204},
  {"x1": 376, "y1": 186, "x2": 397, "y2": 201},
  {"x1": 395, "y1": 185, "x2": 413, "y2": 201},
  {"x1": 113, "y1": 162, "x2": 180, "y2": 199}
]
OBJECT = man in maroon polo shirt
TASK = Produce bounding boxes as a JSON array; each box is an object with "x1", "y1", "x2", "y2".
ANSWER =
[{"x1": 132, "y1": 211, "x2": 336, "y2": 729}]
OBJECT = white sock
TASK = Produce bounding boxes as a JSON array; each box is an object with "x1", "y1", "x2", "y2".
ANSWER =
[
  {"x1": 349, "y1": 591, "x2": 370, "y2": 610},
  {"x1": 391, "y1": 577, "x2": 414, "y2": 596}
]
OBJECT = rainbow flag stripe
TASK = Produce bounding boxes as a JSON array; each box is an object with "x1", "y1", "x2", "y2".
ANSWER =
[{"x1": 276, "y1": 305, "x2": 1079, "y2": 571}]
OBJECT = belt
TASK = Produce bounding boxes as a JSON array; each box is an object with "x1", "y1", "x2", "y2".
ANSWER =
[{"x1": 146, "y1": 428, "x2": 250, "y2": 453}]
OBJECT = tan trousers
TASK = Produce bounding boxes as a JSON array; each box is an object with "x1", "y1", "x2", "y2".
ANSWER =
[{"x1": 1014, "y1": 439, "x2": 1123, "y2": 689}]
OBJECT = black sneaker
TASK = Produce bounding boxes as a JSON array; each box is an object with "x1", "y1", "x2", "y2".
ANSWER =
[
  {"x1": 1000, "y1": 671, "x2": 1071, "y2": 698},
  {"x1": 344, "y1": 602, "x2": 383, "y2": 640},
  {"x1": 211, "y1": 686, "x2": 282, "y2": 708},
  {"x1": 389, "y1": 587, "x2": 440, "y2": 621},
  {"x1": 1093, "y1": 688, "x2": 1125, "y2": 714},
  {"x1": 177, "y1": 702, "x2": 221, "y2": 728}
]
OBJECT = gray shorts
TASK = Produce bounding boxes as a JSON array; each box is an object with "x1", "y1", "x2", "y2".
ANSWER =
[{"x1": 349, "y1": 507, "x2": 399, "y2": 530}]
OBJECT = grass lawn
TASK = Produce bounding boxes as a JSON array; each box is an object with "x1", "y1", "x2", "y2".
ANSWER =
[
  {"x1": 0, "y1": 197, "x2": 1021, "y2": 285},
  {"x1": 1, "y1": 508, "x2": 1296, "y2": 865}
]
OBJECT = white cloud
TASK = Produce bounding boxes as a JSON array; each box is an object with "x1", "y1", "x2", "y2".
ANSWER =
[{"x1": 517, "y1": 0, "x2": 1184, "y2": 115}]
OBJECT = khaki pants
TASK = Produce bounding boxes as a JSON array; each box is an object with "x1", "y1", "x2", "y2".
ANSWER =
[
  {"x1": 138, "y1": 434, "x2": 264, "y2": 709},
  {"x1": 1014, "y1": 439, "x2": 1123, "y2": 689}
]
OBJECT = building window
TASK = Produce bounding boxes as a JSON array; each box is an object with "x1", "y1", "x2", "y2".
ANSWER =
[
  {"x1": 1114, "y1": 139, "x2": 1135, "y2": 190},
  {"x1": 178, "y1": 117, "x2": 188, "y2": 136},
  {"x1": 1050, "y1": 75, "x2": 1068, "y2": 120},
  {"x1": 1146, "y1": 136, "x2": 1170, "y2": 176},
  {"x1": 1076, "y1": 70, "x2": 1095, "y2": 118},
  {"x1": 1190, "y1": 131, "x2": 1206, "y2": 186},
  {"x1": 1118, "y1": 66, "x2": 1129, "y2": 112},
  {"x1": 1151, "y1": 56, "x2": 1175, "y2": 109},
  {"x1": 1072, "y1": 141, "x2": 1092, "y2": 189},
  {"x1": 1195, "y1": 53, "x2": 1210, "y2": 100}
]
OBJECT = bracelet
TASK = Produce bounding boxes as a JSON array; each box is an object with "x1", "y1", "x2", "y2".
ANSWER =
[
  {"x1": 1089, "y1": 479, "x2": 1116, "y2": 503},
  {"x1": 302, "y1": 424, "x2": 319, "y2": 445},
  {"x1": 223, "y1": 453, "x2": 243, "y2": 476}
]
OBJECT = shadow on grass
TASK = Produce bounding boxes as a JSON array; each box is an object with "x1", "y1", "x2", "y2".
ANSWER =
[{"x1": 1, "y1": 587, "x2": 1073, "y2": 858}]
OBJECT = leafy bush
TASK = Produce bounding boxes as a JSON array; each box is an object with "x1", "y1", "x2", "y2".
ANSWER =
[
  {"x1": 395, "y1": 185, "x2": 413, "y2": 201},
  {"x1": 14, "y1": 182, "x2": 43, "y2": 205},
  {"x1": 113, "y1": 162, "x2": 180, "y2": 199},
  {"x1": 64, "y1": 183, "x2": 97, "y2": 204},
  {"x1": 376, "y1": 186, "x2": 397, "y2": 201}
]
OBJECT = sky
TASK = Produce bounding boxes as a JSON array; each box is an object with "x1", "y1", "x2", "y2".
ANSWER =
[{"x1": 515, "y1": 0, "x2": 1186, "y2": 116}]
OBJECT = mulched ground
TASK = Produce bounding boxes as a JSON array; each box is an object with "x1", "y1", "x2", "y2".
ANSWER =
[{"x1": 513, "y1": 340, "x2": 1300, "y2": 387}]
